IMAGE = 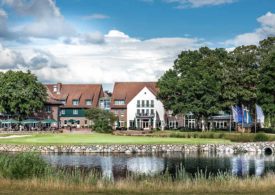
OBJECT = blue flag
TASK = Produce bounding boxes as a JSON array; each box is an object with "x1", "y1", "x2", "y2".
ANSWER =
[{"x1": 237, "y1": 106, "x2": 243, "y2": 124}]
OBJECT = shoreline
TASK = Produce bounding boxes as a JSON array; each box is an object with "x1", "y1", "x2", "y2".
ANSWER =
[{"x1": 0, "y1": 142, "x2": 274, "y2": 154}]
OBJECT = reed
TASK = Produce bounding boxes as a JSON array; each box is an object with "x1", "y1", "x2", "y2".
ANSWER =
[{"x1": 1, "y1": 153, "x2": 275, "y2": 194}]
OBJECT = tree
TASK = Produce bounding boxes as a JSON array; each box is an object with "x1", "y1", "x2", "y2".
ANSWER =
[
  {"x1": 258, "y1": 37, "x2": 275, "y2": 127},
  {"x1": 157, "y1": 47, "x2": 226, "y2": 130},
  {"x1": 85, "y1": 108, "x2": 117, "y2": 133},
  {"x1": 221, "y1": 45, "x2": 259, "y2": 111},
  {"x1": 0, "y1": 70, "x2": 47, "y2": 120}
]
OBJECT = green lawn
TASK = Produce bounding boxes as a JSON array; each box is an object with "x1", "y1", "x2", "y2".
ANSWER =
[{"x1": 0, "y1": 133, "x2": 230, "y2": 145}]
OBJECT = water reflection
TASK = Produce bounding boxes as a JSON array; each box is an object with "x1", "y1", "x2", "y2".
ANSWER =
[
  {"x1": 127, "y1": 157, "x2": 164, "y2": 175},
  {"x1": 42, "y1": 152, "x2": 275, "y2": 179}
]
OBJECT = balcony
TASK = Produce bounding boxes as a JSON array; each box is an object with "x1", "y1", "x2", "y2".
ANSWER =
[
  {"x1": 135, "y1": 113, "x2": 155, "y2": 118},
  {"x1": 136, "y1": 104, "x2": 154, "y2": 108}
]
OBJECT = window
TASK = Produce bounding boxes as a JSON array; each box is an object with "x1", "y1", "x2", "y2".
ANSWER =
[
  {"x1": 137, "y1": 109, "x2": 140, "y2": 114},
  {"x1": 45, "y1": 105, "x2": 51, "y2": 113},
  {"x1": 61, "y1": 100, "x2": 66, "y2": 105},
  {"x1": 86, "y1": 99, "x2": 92, "y2": 106},
  {"x1": 146, "y1": 109, "x2": 149, "y2": 114},
  {"x1": 53, "y1": 85, "x2": 57, "y2": 92},
  {"x1": 85, "y1": 120, "x2": 87, "y2": 125},
  {"x1": 151, "y1": 100, "x2": 154, "y2": 107},
  {"x1": 142, "y1": 100, "x2": 145, "y2": 107},
  {"x1": 73, "y1": 109, "x2": 78, "y2": 115},
  {"x1": 114, "y1": 100, "x2": 125, "y2": 105},
  {"x1": 146, "y1": 100, "x2": 149, "y2": 107},
  {"x1": 72, "y1": 100, "x2": 79, "y2": 106},
  {"x1": 121, "y1": 110, "x2": 125, "y2": 117},
  {"x1": 137, "y1": 100, "x2": 140, "y2": 107},
  {"x1": 64, "y1": 120, "x2": 67, "y2": 124},
  {"x1": 61, "y1": 109, "x2": 65, "y2": 115},
  {"x1": 151, "y1": 109, "x2": 154, "y2": 115},
  {"x1": 119, "y1": 121, "x2": 125, "y2": 127}
]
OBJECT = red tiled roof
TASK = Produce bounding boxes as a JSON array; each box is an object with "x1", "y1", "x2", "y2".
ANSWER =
[
  {"x1": 45, "y1": 83, "x2": 103, "y2": 108},
  {"x1": 111, "y1": 82, "x2": 158, "y2": 109}
]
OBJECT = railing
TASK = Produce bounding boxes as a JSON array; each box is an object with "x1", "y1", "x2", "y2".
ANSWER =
[
  {"x1": 136, "y1": 104, "x2": 154, "y2": 108},
  {"x1": 135, "y1": 113, "x2": 155, "y2": 117}
]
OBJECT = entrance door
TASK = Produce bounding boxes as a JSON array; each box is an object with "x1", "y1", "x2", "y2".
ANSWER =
[{"x1": 142, "y1": 119, "x2": 149, "y2": 129}]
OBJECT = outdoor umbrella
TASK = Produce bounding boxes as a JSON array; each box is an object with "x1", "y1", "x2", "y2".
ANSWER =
[{"x1": 41, "y1": 119, "x2": 57, "y2": 124}]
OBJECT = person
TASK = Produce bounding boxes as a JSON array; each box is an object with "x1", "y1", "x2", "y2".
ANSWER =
[{"x1": 69, "y1": 125, "x2": 72, "y2": 132}]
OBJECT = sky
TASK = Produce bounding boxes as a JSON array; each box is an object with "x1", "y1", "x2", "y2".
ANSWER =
[{"x1": 0, "y1": 0, "x2": 275, "y2": 91}]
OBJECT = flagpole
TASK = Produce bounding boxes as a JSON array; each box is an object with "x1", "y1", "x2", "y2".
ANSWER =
[
  {"x1": 229, "y1": 106, "x2": 232, "y2": 133},
  {"x1": 255, "y1": 104, "x2": 257, "y2": 134},
  {"x1": 242, "y1": 104, "x2": 244, "y2": 130}
]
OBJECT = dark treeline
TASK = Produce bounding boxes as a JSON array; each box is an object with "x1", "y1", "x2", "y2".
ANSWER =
[{"x1": 157, "y1": 37, "x2": 275, "y2": 129}]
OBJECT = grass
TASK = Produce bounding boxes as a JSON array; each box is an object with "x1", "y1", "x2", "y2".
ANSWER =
[
  {"x1": 0, "y1": 133, "x2": 230, "y2": 145},
  {"x1": 153, "y1": 131, "x2": 275, "y2": 142},
  {"x1": 1, "y1": 172, "x2": 275, "y2": 194}
]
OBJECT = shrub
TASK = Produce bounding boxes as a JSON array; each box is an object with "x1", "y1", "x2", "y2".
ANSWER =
[
  {"x1": 0, "y1": 153, "x2": 49, "y2": 179},
  {"x1": 224, "y1": 133, "x2": 254, "y2": 142},
  {"x1": 254, "y1": 133, "x2": 269, "y2": 142}
]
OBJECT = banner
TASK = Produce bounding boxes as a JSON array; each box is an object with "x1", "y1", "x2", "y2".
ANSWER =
[
  {"x1": 236, "y1": 106, "x2": 243, "y2": 124},
  {"x1": 243, "y1": 108, "x2": 252, "y2": 124},
  {"x1": 256, "y1": 104, "x2": 265, "y2": 124},
  {"x1": 231, "y1": 106, "x2": 238, "y2": 122}
]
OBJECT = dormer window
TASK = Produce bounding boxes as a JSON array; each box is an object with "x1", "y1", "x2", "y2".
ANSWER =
[
  {"x1": 72, "y1": 100, "x2": 79, "y2": 106},
  {"x1": 86, "y1": 99, "x2": 92, "y2": 106},
  {"x1": 53, "y1": 85, "x2": 57, "y2": 92},
  {"x1": 114, "y1": 100, "x2": 125, "y2": 105}
]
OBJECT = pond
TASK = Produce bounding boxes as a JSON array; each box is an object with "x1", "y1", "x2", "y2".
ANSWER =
[{"x1": 42, "y1": 152, "x2": 275, "y2": 179}]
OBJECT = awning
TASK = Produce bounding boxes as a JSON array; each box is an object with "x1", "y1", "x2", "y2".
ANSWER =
[
  {"x1": 1, "y1": 119, "x2": 19, "y2": 124},
  {"x1": 41, "y1": 119, "x2": 57, "y2": 124},
  {"x1": 68, "y1": 119, "x2": 79, "y2": 123},
  {"x1": 21, "y1": 119, "x2": 39, "y2": 124}
]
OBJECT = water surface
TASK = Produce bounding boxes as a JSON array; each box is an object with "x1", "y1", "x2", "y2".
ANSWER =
[{"x1": 42, "y1": 152, "x2": 275, "y2": 179}]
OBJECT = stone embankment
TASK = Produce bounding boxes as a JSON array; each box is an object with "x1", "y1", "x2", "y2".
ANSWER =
[{"x1": 0, "y1": 142, "x2": 275, "y2": 154}]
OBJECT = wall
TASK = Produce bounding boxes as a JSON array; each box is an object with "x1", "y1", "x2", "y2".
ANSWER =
[
  {"x1": 1, "y1": 142, "x2": 274, "y2": 154},
  {"x1": 127, "y1": 87, "x2": 165, "y2": 129}
]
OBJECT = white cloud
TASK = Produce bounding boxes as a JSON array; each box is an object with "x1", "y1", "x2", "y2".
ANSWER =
[
  {"x1": 0, "y1": 8, "x2": 7, "y2": 17},
  {"x1": 0, "y1": 43, "x2": 67, "y2": 72},
  {"x1": 224, "y1": 12, "x2": 275, "y2": 46},
  {"x1": 0, "y1": 8, "x2": 8, "y2": 37},
  {"x1": 164, "y1": 0, "x2": 236, "y2": 8},
  {"x1": 64, "y1": 32, "x2": 105, "y2": 45},
  {"x1": 10, "y1": 30, "x2": 207, "y2": 84},
  {"x1": 2, "y1": 0, "x2": 75, "y2": 39},
  {"x1": 0, "y1": 43, "x2": 25, "y2": 69},
  {"x1": 82, "y1": 13, "x2": 110, "y2": 20}
]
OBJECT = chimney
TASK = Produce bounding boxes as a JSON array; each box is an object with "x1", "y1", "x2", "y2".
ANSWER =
[{"x1": 57, "y1": 83, "x2": 62, "y2": 94}]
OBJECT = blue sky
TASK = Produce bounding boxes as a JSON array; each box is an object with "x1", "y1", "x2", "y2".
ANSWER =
[
  {"x1": 55, "y1": 0, "x2": 274, "y2": 42},
  {"x1": 0, "y1": 0, "x2": 275, "y2": 89}
]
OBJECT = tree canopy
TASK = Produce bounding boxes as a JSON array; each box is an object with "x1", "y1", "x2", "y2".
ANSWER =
[
  {"x1": 85, "y1": 108, "x2": 117, "y2": 133},
  {"x1": 0, "y1": 70, "x2": 47, "y2": 120},
  {"x1": 257, "y1": 37, "x2": 275, "y2": 127},
  {"x1": 157, "y1": 37, "x2": 275, "y2": 129}
]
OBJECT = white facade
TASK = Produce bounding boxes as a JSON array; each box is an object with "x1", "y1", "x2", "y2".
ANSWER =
[{"x1": 127, "y1": 87, "x2": 165, "y2": 130}]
